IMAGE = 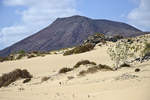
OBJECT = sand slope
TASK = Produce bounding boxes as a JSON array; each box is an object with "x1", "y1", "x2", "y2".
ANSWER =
[{"x1": 0, "y1": 44, "x2": 150, "y2": 100}]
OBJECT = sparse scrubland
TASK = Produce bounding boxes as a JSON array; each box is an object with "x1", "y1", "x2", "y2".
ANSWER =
[
  {"x1": 0, "y1": 50, "x2": 51, "y2": 62},
  {"x1": 58, "y1": 60, "x2": 96, "y2": 74},
  {"x1": 63, "y1": 43, "x2": 95, "y2": 56},
  {"x1": 107, "y1": 35, "x2": 150, "y2": 69},
  {"x1": 78, "y1": 64, "x2": 113, "y2": 76},
  {"x1": 0, "y1": 34, "x2": 150, "y2": 100}
]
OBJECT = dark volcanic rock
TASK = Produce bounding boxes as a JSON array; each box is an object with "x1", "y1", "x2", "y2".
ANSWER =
[{"x1": 0, "y1": 15, "x2": 145, "y2": 57}]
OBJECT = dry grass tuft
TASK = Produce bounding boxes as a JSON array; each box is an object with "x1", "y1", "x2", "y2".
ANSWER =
[
  {"x1": 23, "y1": 78, "x2": 31, "y2": 83},
  {"x1": 63, "y1": 43, "x2": 95, "y2": 56},
  {"x1": 78, "y1": 64, "x2": 113, "y2": 76},
  {"x1": 59, "y1": 67, "x2": 73, "y2": 74},
  {"x1": 73, "y1": 60, "x2": 96, "y2": 68},
  {"x1": 41, "y1": 76, "x2": 50, "y2": 82},
  {"x1": 135, "y1": 68, "x2": 140, "y2": 72},
  {"x1": 0, "y1": 69, "x2": 32, "y2": 88},
  {"x1": 67, "y1": 76, "x2": 74, "y2": 80},
  {"x1": 97, "y1": 64, "x2": 113, "y2": 71},
  {"x1": 120, "y1": 63, "x2": 131, "y2": 68}
]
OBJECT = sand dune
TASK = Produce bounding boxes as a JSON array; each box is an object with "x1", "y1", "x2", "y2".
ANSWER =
[{"x1": 0, "y1": 43, "x2": 150, "y2": 100}]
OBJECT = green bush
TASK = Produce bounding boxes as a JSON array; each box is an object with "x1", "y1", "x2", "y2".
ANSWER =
[
  {"x1": 63, "y1": 43, "x2": 95, "y2": 56},
  {"x1": 15, "y1": 50, "x2": 26, "y2": 60},
  {"x1": 16, "y1": 54, "x2": 24, "y2": 60},
  {"x1": 18, "y1": 50, "x2": 25, "y2": 55}
]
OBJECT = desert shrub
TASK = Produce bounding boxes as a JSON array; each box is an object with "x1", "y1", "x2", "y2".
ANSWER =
[
  {"x1": 142, "y1": 42, "x2": 150, "y2": 56},
  {"x1": 90, "y1": 61, "x2": 97, "y2": 65},
  {"x1": 63, "y1": 50, "x2": 74, "y2": 56},
  {"x1": 113, "y1": 35, "x2": 124, "y2": 40},
  {"x1": 67, "y1": 76, "x2": 74, "y2": 80},
  {"x1": 20, "y1": 69, "x2": 32, "y2": 78},
  {"x1": 120, "y1": 63, "x2": 131, "y2": 68},
  {"x1": 86, "y1": 67, "x2": 98, "y2": 73},
  {"x1": 78, "y1": 64, "x2": 113, "y2": 76},
  {"x1": 107, "y1": 35, "x2": 124, "y2": 42},
  {"x1": 108, "y1": 40, "x2": 150, "y2": 67},
  {"x1": 0, "y1": 57, "x2": 10, "y2": 62},
  {"x1": 127, "y1": 38, "x2": 133, "y2": 44},
  {"x1": 107, "y1": 40, "x2": 131, "y2": 69},
  {"x1": 135, "y1": 68, "x2": 140, "y2": 72},
  {"x1": 0, "y1": 57, "x2": 5, "y2": 62},
  {"x1": 16, "y1": 54, "x2": 24, "y2": 59},
  {"x1": 97, "y1": 64, "x2": 113, "y2": 71},
  {"x1": 0, "y1": 57, "x2": 2, "y2": 62},
  {"x1": 94, "y1": 33, "x2": 105, "y2": 38},
  {"x1": 41, "y1": 76, "x2": 50, "y2": 82},
  {"x1": 31, "y1": 51, "x2": 39, "y2": 54},
  {"x1": 27, "y1": 54, "x2": 36, "y2": 58},
  {"x1": 78, "y1": 70, "x2": 87, "y2": 76},
  {"x1": 0, "y1": 69, "x2": 32, "y2": 88},
  {"x1": 18, "y1": 50, "x2": 25, "y2": 54},
  {"x1": 59, "y1": 67, "x2": 73, "y2": 74},
  {"x1": 63, "y1": 43, "x2": 95, "y2": 56},
  {"x1": 23, "y1": 78, "x2": 31, "y2": 83},
  {"x1": 15, "y1": 50, "x2": 26, "y2": 60},
  {"x1": 73, "y1": 60, "x2": 96, "y2": 68}
]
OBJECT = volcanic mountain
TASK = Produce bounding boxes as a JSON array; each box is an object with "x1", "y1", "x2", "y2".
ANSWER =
[{"x1": 0, "y1": 15, "x2": 145, "y2": 57}]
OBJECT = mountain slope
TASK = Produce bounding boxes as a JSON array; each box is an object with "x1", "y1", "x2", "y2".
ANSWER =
[{"x1": 0, "y1": 15, "x2": 144, "y2": 57}]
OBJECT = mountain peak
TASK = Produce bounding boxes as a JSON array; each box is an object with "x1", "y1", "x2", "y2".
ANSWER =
[
  {"x1": 0, "y1": 15, "x2": 145, "y2": 57},
  {"x1": 55, "y1": 15, "x2": 91, "y2": 22}
]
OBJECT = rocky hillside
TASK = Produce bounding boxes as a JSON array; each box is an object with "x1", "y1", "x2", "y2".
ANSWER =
[{"x1": 0, "y1": 15, "x2": 145, "y2": 57}]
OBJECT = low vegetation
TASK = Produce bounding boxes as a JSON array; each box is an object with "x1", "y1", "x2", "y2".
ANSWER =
[
  {"x1": 41, "y1": 76, "x2": 50, "y2": 82},
  {"x1": 0, "y1": 50, "x2": 51, "y2": 63},
  {"x1": 59, "y1": 67, "x2": 73, "y2": 74},
  {"x1": 23, "y1": 78, "x2": 31, "y2": 83},
  {"x1": 107, "y1": 40, "x2": 131, "y2": 69},
  {"x1": 67, "y1": 76, "x2": 74, "y2": 80},
  {"x1": 73, "y1": 60, "x2": 96, "y2": 68},
  {"x1": 0, "y1": 57, "x2": 5, "y2": 62},
  {"x1": 78, "y1": 64, "x2": 113, "y2": 76},
  {"x1": 58, "y1": 60, "x2": 96, "y2": 74},
  {"x1": 120, "y1": 63, "x2": 131, "y2": 68},
  {"x1": 16, "y1": 50, "x2": 26, "y2": 60},
  {"x1": 97, "y1": 64, "x2": 114, "y2": 71},
  {"x1": 135, "y1": 68, "x2": 140, "y2": 72},
  {"x1": 142, "y1": 42, "x2": 150, "y2": 57},
  {"x1": 63, "y1": 43, "x2": 95, "y2": 56},
  {"x1": 107, "y1": 38, "x2": 149, "y2": 69},
  {"x1": 0, "y1": 69, "x2": 32, "y2": 88}
]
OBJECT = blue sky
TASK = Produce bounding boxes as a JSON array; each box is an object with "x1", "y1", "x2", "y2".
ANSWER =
[{"x1": 0, "y1": 0, "x2": 150, "y2": 50}]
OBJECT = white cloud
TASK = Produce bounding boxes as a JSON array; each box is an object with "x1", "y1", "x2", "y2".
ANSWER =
[
  {"x1": 0, "y1": 0, "x2": 79, "y2": 50},
  {"x1": 128, "y1": 0, "x2": 150, "y2": 31}
]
